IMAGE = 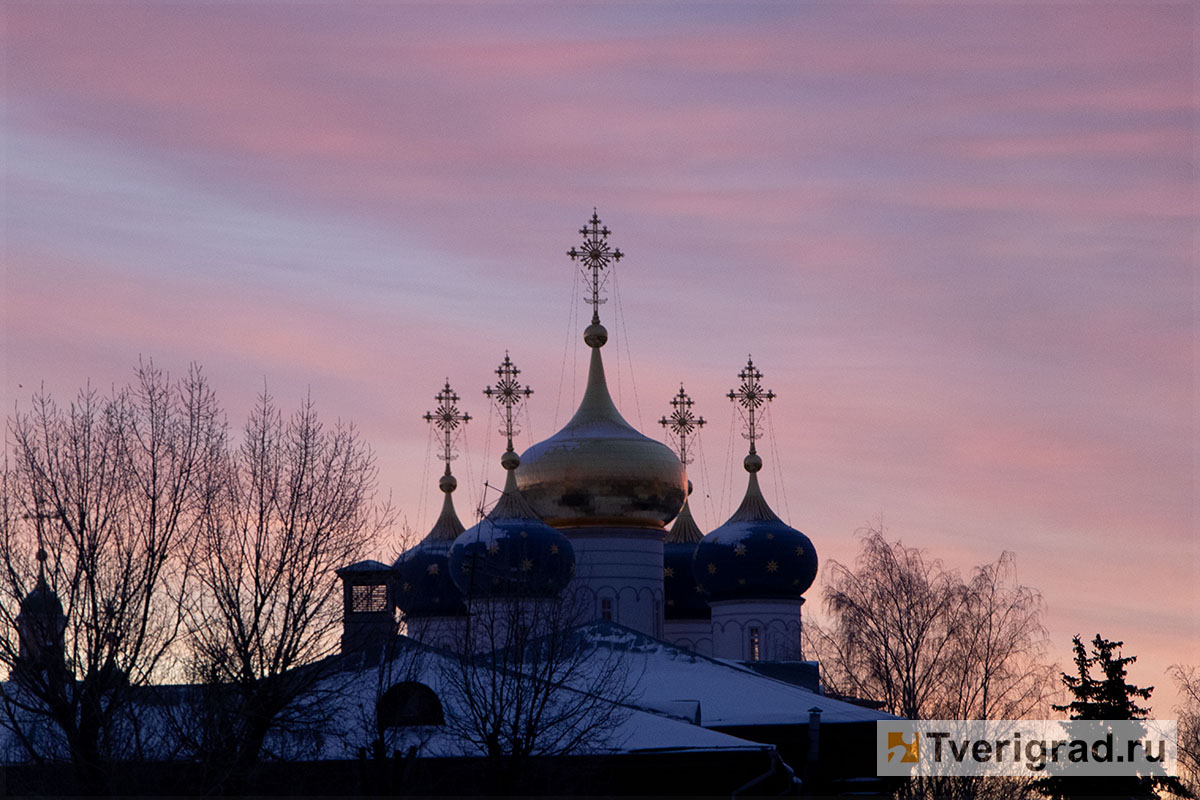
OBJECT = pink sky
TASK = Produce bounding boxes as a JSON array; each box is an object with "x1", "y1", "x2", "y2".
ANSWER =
[{"x1": 3, "y1": 4, "x2": 1195, "y2": 713}]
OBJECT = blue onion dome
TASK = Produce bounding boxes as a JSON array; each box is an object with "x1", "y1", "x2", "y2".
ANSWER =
[
  {"x1": 694, "y1": 458, "x2": 818, "y2": 602},
  {"x1": 20, "y1": 550, "x2": 63, "y2": 618},
  {"x1": 449, "y1": 460, "x2": 575, "y2": 599},
  {"x1": 394, "y1": 472, "x2": 468, "y2": 617},
  {"x1": 664, "y1": 491, "x2": 710, "y2": 620},
  {"x1": 20, "y1": 575, "x2": 63, "y2": 619},
  {"x1": 516, "y1": 326, "x2": 687, "y2": 530}
]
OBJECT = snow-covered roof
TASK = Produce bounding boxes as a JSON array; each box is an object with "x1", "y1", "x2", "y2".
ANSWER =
[
  {"x1": 569, "y1": 622, "x2": 897, "y2": 727},
  {"x1": 2, "y1": 624, "x2": 894, "y2": 767},
  {"x1": 309, "y1": 638, "x2": 775, "y2": 760}
]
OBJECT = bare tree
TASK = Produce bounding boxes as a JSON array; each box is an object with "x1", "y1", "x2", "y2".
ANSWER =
[
  {"x1": 1170, "y1": 664, "x2": 1200, "y2": 798},
  {"x1": 804, "y1": 529, "x2": 1056, "y2": 800},
  {"x1": 0, "y1": 362, "x2": 224, "y2": 790},
  {"x1": 440, "y1": 592, "x2": 635, "y2": 791},
  {"x1": 807, "y1": 528, "x2": 965, "y2": 719},
  {"x1": 181, "y1": 390, "x2": 390, "y2": 791},
  {"x1": 806, "y1": 527, "x2": 1054, "y2": 721},
  {"x1": 942, "y1": 551, "x2": 1056, "y2": 720}
]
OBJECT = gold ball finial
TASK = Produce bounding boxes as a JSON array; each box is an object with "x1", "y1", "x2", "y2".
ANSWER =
[{"x1": 584, "y1": 323, "x2": 608, "y2": 348}]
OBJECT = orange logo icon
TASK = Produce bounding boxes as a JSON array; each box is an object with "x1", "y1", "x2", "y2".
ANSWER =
[{"x1": 887, "y1": 731, "x2": 919, "y2": 763}]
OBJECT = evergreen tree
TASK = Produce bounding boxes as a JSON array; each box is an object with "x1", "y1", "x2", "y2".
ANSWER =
[
  {"x1": 1053, "y1": 634, "x2": 1152, "y2": 722},
  {"x1": 1037, "y1": 634, "x2": 1191, "y2": 800}
]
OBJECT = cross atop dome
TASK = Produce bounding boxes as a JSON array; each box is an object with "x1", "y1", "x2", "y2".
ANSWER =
[
  {"x1": 567, "y1": 209, "x2": 623, "y2": 328},
  {"x1": 727, "y1": 356, "x2": 775, "y2": 470},
  {"x1": 483, "y1": 353, "x2": 532, "y2": 467},
  {"x1": 425, "y1": 380, "x2": 471, "y2": 484},
  {"x1": 659, "y1": 384, "x2": 705, "y2": 466},
  {"x1": 516, "y1": 214, "x2": 686, "y2": 531}
]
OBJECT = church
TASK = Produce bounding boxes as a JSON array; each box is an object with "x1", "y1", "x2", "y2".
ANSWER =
[
  {"x1": 361, "y1": 211, "x2": 819, "y2": 662},
  {"x1": 328, "y1": 212, "x2": 894, "y2": 794},
  {"x1": 6, "y1": 213, "x2": 895, "y2": 796}
]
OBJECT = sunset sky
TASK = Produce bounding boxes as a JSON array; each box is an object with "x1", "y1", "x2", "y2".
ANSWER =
[{"x1": 4, "y1": 4, "x2": 1195, "y2": 711}]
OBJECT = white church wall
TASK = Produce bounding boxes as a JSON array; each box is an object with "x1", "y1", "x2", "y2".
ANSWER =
[
  {"x1": 403, "y1": 615, "x2": 467, "y2": 651},
  {"x1": 709, "y1": 598, "x2": 804, "y2": 661},
  {"x1": 562, "y1": 528, "x2": 664, "y2": 637}
]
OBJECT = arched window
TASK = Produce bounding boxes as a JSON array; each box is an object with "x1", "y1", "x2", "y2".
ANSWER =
[{"x1": 377, "y1": 682, "x2": 445, "y2": 727}]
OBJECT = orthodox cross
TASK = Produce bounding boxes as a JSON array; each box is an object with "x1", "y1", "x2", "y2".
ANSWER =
[
  {"x1": 424, "y1": 379, "x2": 471, "y2": 476},
  {"x1": 22, "y1": 496, "x2": 55, "y2": 585},
  {"x1": 727, "y1": 356, "x2": 775, "y2": 456},
  {"x1": 567, "y1": 209, "x2": 623, "y2": 325},
  {"x1": 483, "y1": 353, "x2": 533, "y2": 453},
  {"x1": 659, "y1": 384, "x2": 705, "y2": 466}
]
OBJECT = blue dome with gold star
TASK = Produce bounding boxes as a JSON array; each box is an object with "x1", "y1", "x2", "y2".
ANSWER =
[
  {"x1": 449, "y1": 469, "x2": 575, "y2": 599},
  {"x1": 394, "y1": 474, "x2": 468, "y2": 617},
  {"x1": 695, "y1": 357, "x2": 817, "y2": 602},
  {"x1": 395, "y1": 380, "x2": 476, "y2": 617},
  {"x1": 694, "y1": 461, "x2": 817, "y2": 603}
]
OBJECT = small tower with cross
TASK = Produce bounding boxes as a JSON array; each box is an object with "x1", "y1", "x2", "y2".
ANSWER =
[
  {"x1": 392, "y1": 379, "x2": 473, "y2": 649},
  {"x1": 694, "y1": 358, "x2": 818, "y2": 662},
  {"x1": 659, "y1": 385, "x2": 714, "y2": 654},
  {"x1": 448, "y1": 354, "x2": 575, "y2": 644},
  {"x1": 15, "y1": 545, "x2": 68, "y2": 683}
]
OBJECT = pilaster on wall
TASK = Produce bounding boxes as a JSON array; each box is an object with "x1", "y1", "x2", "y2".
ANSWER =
[
  {"x1": 709, "y1": 597, "x2": 805, "y2": 661},
  {"x1": 665, "y1": 619, "x2": 712, "y2": 656}
]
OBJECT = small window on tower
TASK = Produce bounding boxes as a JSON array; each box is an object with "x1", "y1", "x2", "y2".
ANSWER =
[
  {"x1": 352, "y1": 583, "x2": 387, "y2": 613},
  {"x1": 749, "y1": 627, "x2": 761, "y2": 661},
  {"x1": 600, "y1": 597, "x2": 613, "y2": 622}
]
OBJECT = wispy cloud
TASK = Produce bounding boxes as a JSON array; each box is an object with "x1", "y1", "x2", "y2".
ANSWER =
[{"x1": 5, "y1": 2, "x2": 1195, "y2": 705}]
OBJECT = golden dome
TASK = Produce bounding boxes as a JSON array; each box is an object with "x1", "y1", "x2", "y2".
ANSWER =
[{"x1": 516, "y1": 325, "x2": 686, "y2": 530}]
